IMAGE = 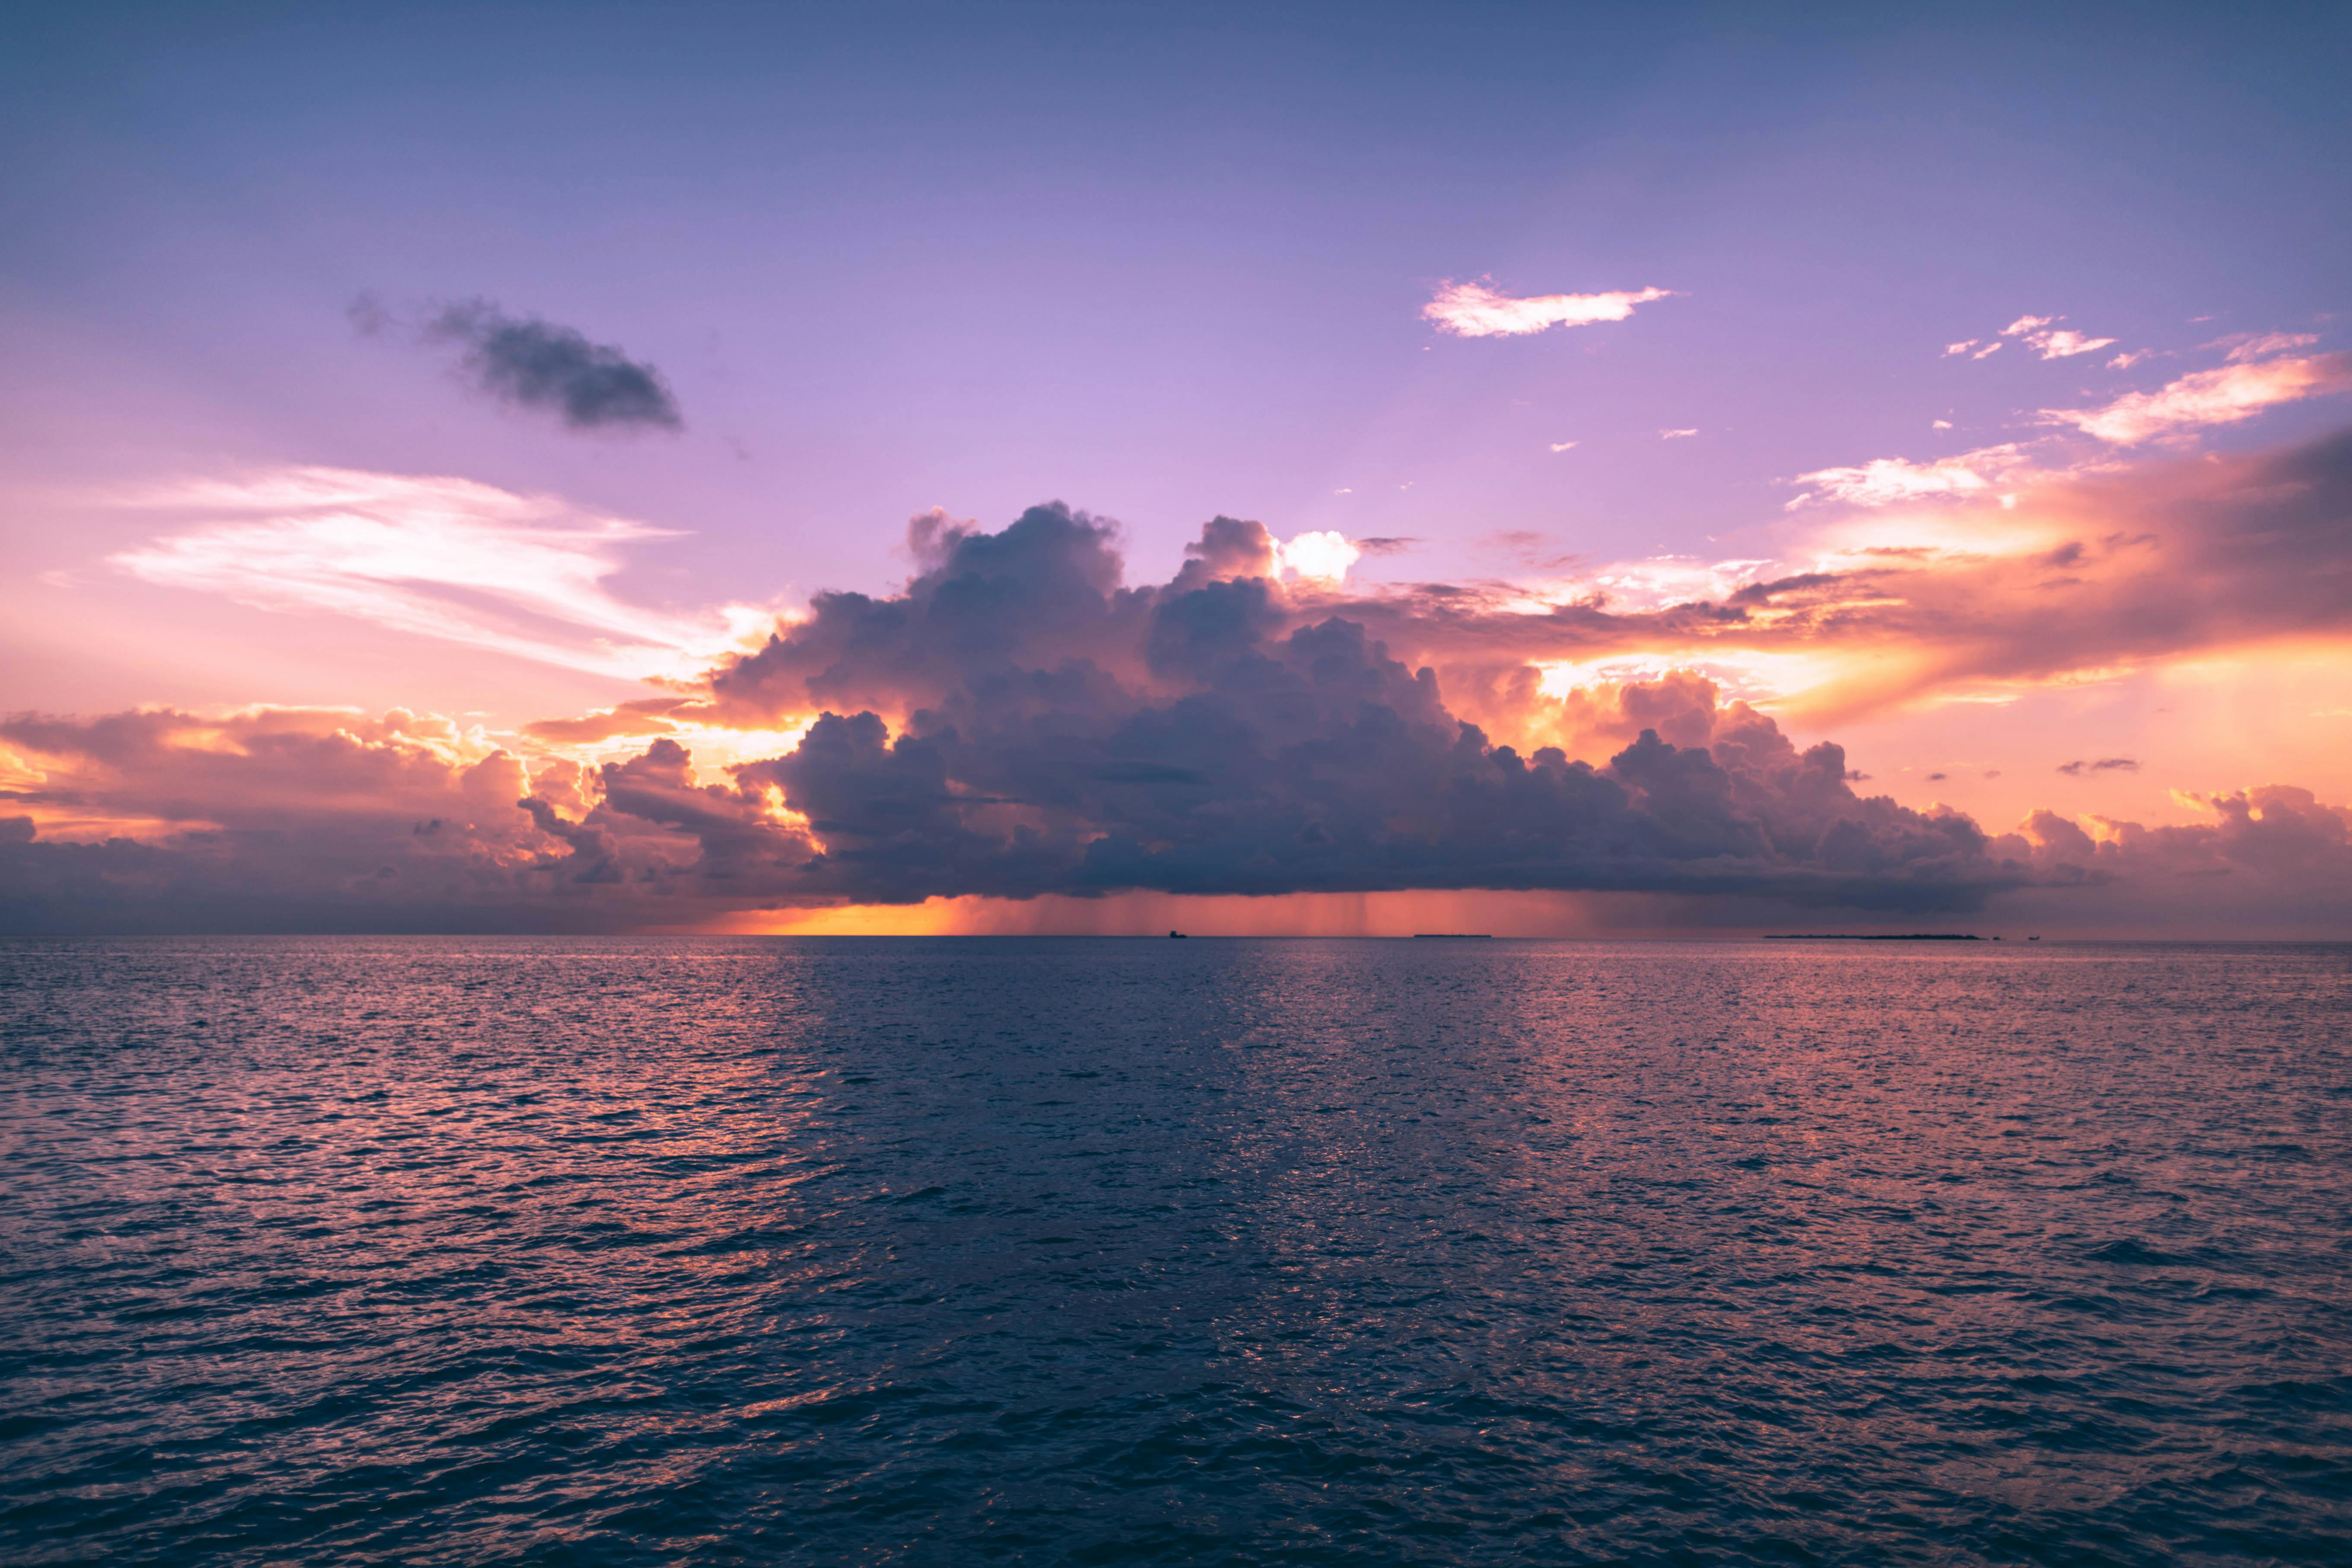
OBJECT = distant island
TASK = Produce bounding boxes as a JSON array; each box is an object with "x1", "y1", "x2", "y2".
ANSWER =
[
  {"x1": 1766, "y1": 933, "x2": 1986, "y2": 941},
  {"x1": 1414, "y1": 933, "x2": 1494, "y2": 939}
]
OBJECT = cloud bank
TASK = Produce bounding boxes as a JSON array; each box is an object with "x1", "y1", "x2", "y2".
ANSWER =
[{"x1": 13, "y1": 436, "x2": 2352, "y2": 934}]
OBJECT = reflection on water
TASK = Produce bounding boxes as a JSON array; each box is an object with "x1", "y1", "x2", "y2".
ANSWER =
[{"x1": 3, "y1": 937, "x2": 2349, "y2": 1563}]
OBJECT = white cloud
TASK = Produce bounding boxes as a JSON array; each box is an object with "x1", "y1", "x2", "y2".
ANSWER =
[
  {"x1": 1549, "y1": 440, "x2": 1580, "y2": 453},
  {"x1": 2002, "y1": 314, "x2": 2114, "y2": 359},
  {"x1": 1274, "y1": 530, "x2": 1363, "y2": 584},
  {"x1": 1932, "y1": 419, "x2": 1953, "y2": 429},
  {"x1": 1423, "y1": 279, "x2": 1675, "y2": 337},
  {"x1": 1786, "y1": 444, "x2": 2029, "y2": 509},
  {"x1": 108, "y1": 467, "x2": 772, "y2": 680},
  {"x1": 1944, "y1": 340, "x2": 1979, "y2": 357},
  {"x1": 2107, "y1": 350, "x2": 2151, "y2": 369},
  {"x1": 2042, "y1": 353, "x2": 2352, "y2": 445},
  {"x1": 1660, "y1": 428, "x2": 1698, "y2": 440},
  {"x1": 1973, "y1": 341, "x2": 2003, "y2": 359}
]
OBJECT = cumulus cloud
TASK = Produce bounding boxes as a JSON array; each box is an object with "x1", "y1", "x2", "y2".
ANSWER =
[
  {"x1": 2044, "y1": 352, "x2": 2352, "y2": 444},
  {"x1": 1998, "y1": 786, "x2": 2352, "y2": 932},
  {"x1": 106, "y1": 468, "x2": 772, "y2": 680},
  {"x1": 1275, "y1": 530, "x2": 1363, "y2": 584},
  {"x1": 1423, "y1": 280, "x2": 1674, "y2": 337},
  {"x1": 424, "y1": 300, "x2": 682, "y2": 430},
  {"x1": 1787, "y1": 444, "x2": 2028, "y2": 508}
]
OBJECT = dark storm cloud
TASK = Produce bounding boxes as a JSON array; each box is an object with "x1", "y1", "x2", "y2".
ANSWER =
[
  {"x1": 690, "y1": 504, "x2": 2012, "y2": 911},
  {"x1": 424, "y1": 300, "x2": 682, "y2": 431}
]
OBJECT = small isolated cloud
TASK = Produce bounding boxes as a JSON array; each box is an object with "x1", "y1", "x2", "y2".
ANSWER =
[
  {"x1": 1660, "y1": 428, "x2": 1698, "y2": 440},
  {"x1": 2043, "y1": 352, "x2": 2352, "y2": 444},
  {"x1": 1944, "y1": 340, "x2": 1979, "y2": 357},
  {"x1": 1787, "y1": 444, "x2": 2028, "y2": 509},
  {"x1": 2057, "y1": 757, "x2": 2139, "y2": 776},
  {"x1": 1423, "y1": 279, "x2": 1674, "y2": 337},
  {"x1": 1353, "y1": 536, "x2": 1418, "y2": 557},
  {"x1": 1550, "y1": 440, "x2": 1580, "y2": 453},
  {"x1": 1973, "y1": 341, "x2": 2003, "y2": 359},
  {"x1": 2215, "y1": 332, "x2": 2321, "y2": 363},
  {"x1": 424, "y1": 300, "x2": 682, "y2": 431},
  {"x1": 2003, "y1": 314, "x2": 2116, "y2": 360},
  {"x1": 1933, "y1": 419, "x2": 1953, "y2": 429}
]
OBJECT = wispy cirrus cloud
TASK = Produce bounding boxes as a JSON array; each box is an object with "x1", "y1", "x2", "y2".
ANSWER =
[
  {"x1": 108, "y1": 468, "x2": 774, "y2": 679},
  {"x1": 1423, "y1": 279, "x2": 1674, "y2": 337},
  {"x1": 2043, "y1": 352, "x2": 2352, "y2": 444}
]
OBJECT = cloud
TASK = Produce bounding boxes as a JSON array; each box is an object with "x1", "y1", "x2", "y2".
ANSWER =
[
  {"x1": 1660, "y1": 428, "x2": 1698, "y2": 440},
  {"x1": 1275, "y1": 530, "x2": 1363, "y2": 584},
  {"x1": 2057, "y1": 757, "x2": 2139, "y2": 775},
  {"x1": 424, "y1": 300, "x2": 682, "y2": 430},
  {"x1": 1944, "y1": 341, "x2": 1978, "y2": 357},
  {"x1": 1550, "y1": 440, "x2": 1580, "y2": 452},
  {"x1": 106, "y1": 468, "x2": 773, "y2": 680},
  {"x1": 2215, "y1": 332, "x2": 2320, "y2": 363},
  {"x1": 20, "y1": 434, "x2": 2352, "y2": 933},
  {"x1": 1322, "y1": 426, "x2": 2352, "y2": 722},
  {"x1": 1423, "y1": 280, "x2": 1674, "y2": 337},
  {"x1": 2043, "y1": 352, "x2": 2352, "y2": 444},
  {"x1": 1997, "y1": 786, "x2": 2352, "y2": 932},
  {"x1": 2002, "y1": 315, "x2": 2116, "y2": 359},
  {"x1": 1787, "y1": 444, "x2": 2028, "y2": 508}
]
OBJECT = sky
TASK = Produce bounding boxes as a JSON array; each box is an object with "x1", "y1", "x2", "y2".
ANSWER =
[{"x1": 3, "y1": 0, "x2": 2349, "y2": 935}]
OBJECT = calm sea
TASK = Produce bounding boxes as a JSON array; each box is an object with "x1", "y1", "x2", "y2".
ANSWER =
[{"x1": 3, "y1": 937, "x2": 2349, "y2": 1565}]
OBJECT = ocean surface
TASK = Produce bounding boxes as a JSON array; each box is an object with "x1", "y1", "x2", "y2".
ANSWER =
[{"x1": 3, "y1": 937, "x2": 2349, "y2": 1565}]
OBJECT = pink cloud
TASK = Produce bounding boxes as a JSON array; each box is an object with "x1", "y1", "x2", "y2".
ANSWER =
[
  {"x1": 2043, "y1": 353, "x2": 2352, "y2": 444},
  {"x1": 2002, "y1": 314, "x2": 2116, "y2": 359},
  {"x1": 1787, "y1": 444, "x2": 2029, "y2": 508},
  {"x1": 1423, "y1": 279, "x2": 1675, "y2": 337}
]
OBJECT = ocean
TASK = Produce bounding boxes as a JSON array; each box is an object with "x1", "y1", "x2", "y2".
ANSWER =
[{"x1": 3, "y1": 936, "x2": 2348, "y2": 1564}]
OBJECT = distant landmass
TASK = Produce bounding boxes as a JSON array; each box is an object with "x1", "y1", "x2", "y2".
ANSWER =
[
  {"x1": 1766, "y1": 933, "x2": 1986, "y2": 941},
  {"x1": 1413, "y1": 933, "x2": 1493, "y2": 939}
]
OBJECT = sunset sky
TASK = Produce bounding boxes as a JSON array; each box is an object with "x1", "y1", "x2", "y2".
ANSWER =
[{"x1": 3, "y1": 1, "x2": 2349, "y2": 934}]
